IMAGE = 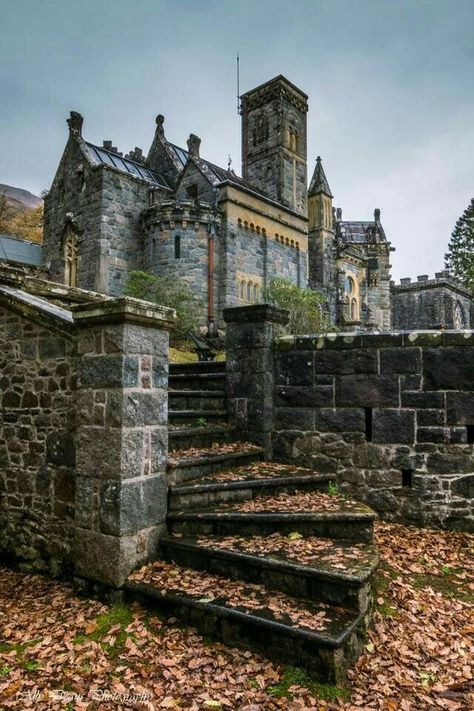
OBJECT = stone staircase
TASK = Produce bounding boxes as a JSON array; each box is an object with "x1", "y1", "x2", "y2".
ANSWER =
[{"x1": 125, "y1": 360, "x2": 379, "y2": 684}]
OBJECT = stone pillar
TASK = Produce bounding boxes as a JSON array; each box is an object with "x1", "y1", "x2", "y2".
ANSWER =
[
  {"x1": 224, "y1": 304, "x2": 289, "y2": 458},
  {"x1": 73, "y1": 297, "x2": 175, "y2": 587}
]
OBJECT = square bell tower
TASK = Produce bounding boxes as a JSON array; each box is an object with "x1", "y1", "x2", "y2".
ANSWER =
[{"x1": 240, "y1": 75, "x2": 308, "y2": 216}]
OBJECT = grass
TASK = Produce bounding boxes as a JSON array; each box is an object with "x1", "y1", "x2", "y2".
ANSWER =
[
  {"x1": 410, "y1": 570, "x2": 473, "y2": 602},
  {"x1": 373, "y1": 565, "x2": 399, "y2": 617},
  {"x1": 169, "y1": 346, "x2": 226, "y2": 364},
  {"x1": 73, "y1": 602, "x2": 134, "y2": 657},
  {"x1": 0, "y1": 638, "x2": 43, "y2": 673},
  {"x1": 267, "y1": 666, "x2": 350, "y2": 701}
]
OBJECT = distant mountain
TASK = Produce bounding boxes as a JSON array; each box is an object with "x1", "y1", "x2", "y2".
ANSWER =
[
  {"x1": 0, "y1": 183, "x2": 42, "y2": 212},
  {"x1": 0, "y1": 184, "x2": 43, "y2": 243}
]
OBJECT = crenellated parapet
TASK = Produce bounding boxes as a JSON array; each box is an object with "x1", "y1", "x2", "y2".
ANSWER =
[{"x1": 143, "y1": 199, "x2": 216, "y2": 233}]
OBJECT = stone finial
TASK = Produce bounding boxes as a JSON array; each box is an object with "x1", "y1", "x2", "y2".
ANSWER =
[
  {"x1": 435, "y1": 270, "x2": 449, "y2": 279},
  {"x1": 156, "y1": 114, "x2": 165, "y2": 137},
  {"x1": 336, "y1": 207, "x2": 342, "y2": 220},
  {"x1": 374, "y1": 208, "x2": 381, "y2": 222},
  {"x1": 67, "y1": 111, "x2": 83, "y2": 137},
  {"x1": 103, "y1": 140, "x2": 112, "y2": 150},
  {"x1": 187, "y1": 133, "x2": 201, "y2": 158},
  {"x1": 417, "y1": 274, "x2": 429, "y2": 282},
  {"x1": 400, "y1": 278, "x2": 411, "y2": 285}
]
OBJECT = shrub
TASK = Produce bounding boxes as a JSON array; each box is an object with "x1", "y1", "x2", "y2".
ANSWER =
[
  {"x1": 123, "y1": 271, "x2": 202, "y2": 342},
  {"x1": 264, "y1": 278, "x2": 330, "y2": 334}
]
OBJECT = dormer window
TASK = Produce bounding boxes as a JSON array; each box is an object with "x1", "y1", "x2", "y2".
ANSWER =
[{"x1": 186, "y1": 184, "x2": 198, "y2": 200}]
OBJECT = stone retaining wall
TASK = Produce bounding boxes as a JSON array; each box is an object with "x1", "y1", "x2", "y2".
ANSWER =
[
  {"x1": 225, "y1": 305, "x2": 474, "y2": 530},
  {"x1": 0, "y1": 301, "x2": 76, "y2": 574},
  {"x1": 0, "y1": 281, "x2": 175, "y2": 585}
]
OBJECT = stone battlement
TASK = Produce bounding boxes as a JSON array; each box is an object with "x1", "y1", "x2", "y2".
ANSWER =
[{"x1": 391, "y1": 272, "x2": 470, "y2": 294}]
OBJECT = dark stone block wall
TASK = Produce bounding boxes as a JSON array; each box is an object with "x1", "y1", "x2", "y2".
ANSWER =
[
  {"x1": 225, "y1": 308, "x2": 473, "y2": 531},
  {"x1": 273, "y1": 332, "x2": 473, "y2": 530},
  {"x1": 0, "y1": 305, "x2": 76, "y2": 574}
]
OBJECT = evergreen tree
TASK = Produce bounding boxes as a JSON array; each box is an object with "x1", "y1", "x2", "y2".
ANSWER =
[{"x1": 444, "y1": 198, "x2": 474, "y2": 292}]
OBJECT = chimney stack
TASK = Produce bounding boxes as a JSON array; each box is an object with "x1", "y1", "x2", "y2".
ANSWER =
[
  {"x1": 187, "y1": 133, "x2": 201, "y2": 159},
  {"x1": 67, "y1": 111, "x2": 83, "y2": 137}
]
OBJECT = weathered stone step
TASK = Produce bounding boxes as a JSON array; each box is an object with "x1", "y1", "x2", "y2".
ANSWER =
[
  {"x1": 169, "y1": 372, "x2": 226, "y2": 392},
  {"x1": 168, "y1": 389, "x2": 226, "y2": 412},
  {"x1": 160, "y1": 535, "x2": 378, "y2": 612},
  {"x1": 169, "y1": 423, "x2": 238, "y2": 452},
  {"x1": 167, "y1": 505, "x2": 376, "y2": 541},
  {"x1": 168, "y1": 409, "x2": 227, "y2": 425},
  {"x1": 169, "y1": 361, "x2": 226, "y2": 375},
  {"x1": 169, "y1": 468, "x2": 332, "y2": 510},
  {"x1": 167, "y1": 444, "x2": 264, "y2": 485},
  {"x1": 125, "y1": 561, "x2": 363, "y2": 682}
]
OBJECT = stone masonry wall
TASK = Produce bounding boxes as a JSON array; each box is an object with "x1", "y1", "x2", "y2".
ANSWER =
[
  {"x1": 0, "y1": 305, "x2": 76, "y2": 574},
  {"x1": 273, "y1": 331, "x2": 474, "y2": 530},
  {"x1": 391, "y1": 276, "x2": 474, "y2": 330}
]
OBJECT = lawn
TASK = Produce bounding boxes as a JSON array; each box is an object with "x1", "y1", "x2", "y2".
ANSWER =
[{"x1": 0, "y1": 522, "x2": 472, "y2": 710}]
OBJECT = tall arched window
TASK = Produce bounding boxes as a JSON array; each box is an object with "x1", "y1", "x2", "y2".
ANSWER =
[
  {"x1": 350, "y1": 298, "x2": 358, "y2": 320},
  {"x1": 247, "y1": 282, "x2": 252, "y2": 302},
  {"x1": 174, "y1": 234, "x2": 181, "y2": 259},
  {"x1": 64, "y1": 226, "x2": 79, "y2": 288},
  {"x1": 240, "y1": 281, "x2": 245, "y2": 300},
  {"x1": 253, "y1": 284, "x2": 258, "y2": 302}
]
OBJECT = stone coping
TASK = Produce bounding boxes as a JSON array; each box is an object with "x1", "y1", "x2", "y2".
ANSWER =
[
  {"x1": 0, "y1": 284, "x2": 75, "y2": 335},
  {"x1": 275, "y1": 330, "x2": 474, "y2": 351},
  {"x1": 224, "y1": 303, "x2": 289, "y2": 325},
  {"x1": 72, "y1": 296, "x2": 176, "y2": 329}
]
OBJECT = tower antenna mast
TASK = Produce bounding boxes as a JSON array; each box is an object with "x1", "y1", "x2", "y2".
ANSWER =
[{"x1": 237, "y1": 53, "x2": 241, "y2": 115}]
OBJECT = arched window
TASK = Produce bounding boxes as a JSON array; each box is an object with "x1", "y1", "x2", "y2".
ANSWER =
[
  {"x1": 64, "y1": 226, "x2": 79, "y2": 288},
  {"x1": 240, "y1": 281, "x2": 245, "y2": 300},
  {"x1": 174, "y1": 234, "x2": 181, "y2": 259},
  {"x1": 247, "y1": 282, "x2": 252, "y2": 302},
  {"x1": 345, "y1": 276, "x2": 355, "y2": 296},
  {"x1": 253, "y1": 284, "x2": 258, "y2": 302},
  {"x1": 350, "y1": 298, "x2": 358, "y2": 320}
]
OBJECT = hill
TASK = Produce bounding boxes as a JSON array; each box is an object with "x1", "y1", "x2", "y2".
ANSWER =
[{"x1": 0, "y1": 183, "x2": 43, "y2": 243}]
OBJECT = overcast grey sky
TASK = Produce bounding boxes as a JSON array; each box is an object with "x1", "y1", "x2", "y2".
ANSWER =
[{"x1": 1, "y1": 0, "x2": 472, "y2": 279}]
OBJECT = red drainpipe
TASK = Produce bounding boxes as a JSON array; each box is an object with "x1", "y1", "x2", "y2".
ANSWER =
[{"x1": 208, "y1": 235, "x2": 214, "y2": 328}]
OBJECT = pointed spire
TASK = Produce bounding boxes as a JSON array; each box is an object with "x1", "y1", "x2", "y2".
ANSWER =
[{"x1": 308, "y1": 156, "x2": 333, "y2": 198}]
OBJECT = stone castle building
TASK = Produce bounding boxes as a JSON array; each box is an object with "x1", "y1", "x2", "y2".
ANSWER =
[
  {"x1": 43, "y1": 75, "x2": 396, "y2": 332},
  {"x1": 41, "y1": 74, "x2": 473, "y2": 331}
]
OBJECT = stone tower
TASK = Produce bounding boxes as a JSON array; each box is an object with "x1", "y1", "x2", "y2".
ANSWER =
[
  {"x1": 308, "y1": 157, "x2": 336, "y2": 316},
  {"x1": 240, "y1": 75, "x2": 308, "y2": 216}
]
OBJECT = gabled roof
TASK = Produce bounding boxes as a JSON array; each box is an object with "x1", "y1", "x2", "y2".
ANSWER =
[
  {"x1": 337, "y1": 221, "x2": 387, "y2": 243},
  {"x1": 0, "y1": 234, "x2": 43, "y2": 266},
  {"x1": 83, "y1": 142, "x2": 173, "y2": 190},
  {"x1": 308, "y1": 157, "x2": 333, "y2": 198}
]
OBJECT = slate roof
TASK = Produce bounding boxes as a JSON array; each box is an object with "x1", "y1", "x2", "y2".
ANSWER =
[
  {"x1": 169, "y1": 142, "x2": 272, "y2": 203},
  {"x1": 0, "y1": 234, "x2": 43, "y2": 266},
  {"x1": 308, "y1": 157, "x2": 333, "y2": 197},
  {"x1": 84, "y1": 143, "x2": 173, "y2": 190},
  {"x1": 337, "y1": 221, "x2": 387, "y2": 243}
]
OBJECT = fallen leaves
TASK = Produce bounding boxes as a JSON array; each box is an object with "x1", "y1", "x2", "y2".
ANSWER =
[
  {"x1": 217, "y1": 490, "x2": 365, "y2": 513},
  {"x1": 0, "y1": 521, "x2": 472, "y2": 709},
  {"x1": 129, "y1": 561, "x2": 334, "y2": 633}
]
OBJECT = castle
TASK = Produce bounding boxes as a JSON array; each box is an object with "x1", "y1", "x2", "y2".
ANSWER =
[{"x1": 42, "y1": 75, "x2": 472, "y2": 331}]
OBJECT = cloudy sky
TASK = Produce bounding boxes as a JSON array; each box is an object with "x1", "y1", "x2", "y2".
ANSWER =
[{"x1": 1, "y1": 0, "x2": 472, "y2": 279}]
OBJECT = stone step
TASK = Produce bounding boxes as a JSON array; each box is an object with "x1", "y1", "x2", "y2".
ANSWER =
[
  {"x1": 169, "y1": 372, "x2": 226, "y2": 392},
  {"x1": 168, "y1": 424, "x2": 238, "y2": 452},
  {"x1": 167, "y1": 444, "x2": 264, "y2": 485},
  {"x1": 167, "y1": 493, "x2": 377, "y2": 540},
  {"x1": 125, "y1": 561, "x2": 364, "y2": 683},
  {"x1": 169, "y1": 463, "x2": 333, "y2": 510},
  {"x1": 168, "y1": 409, "x2": 227, "y2": 425},
  {"x1": 169, "y1": 361, "x2": 226, "y2": 376},
  {"x1": 160, "y1": 535, "x2": 378, "y2": 613},
  {"x1": 168, "y1": 389, "x2": 226, "y2": 412}
]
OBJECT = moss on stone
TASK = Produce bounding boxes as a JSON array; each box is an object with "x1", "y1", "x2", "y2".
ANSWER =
[{"x1": 267, "y1": 665, "x2": 350, "y2": 700}]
